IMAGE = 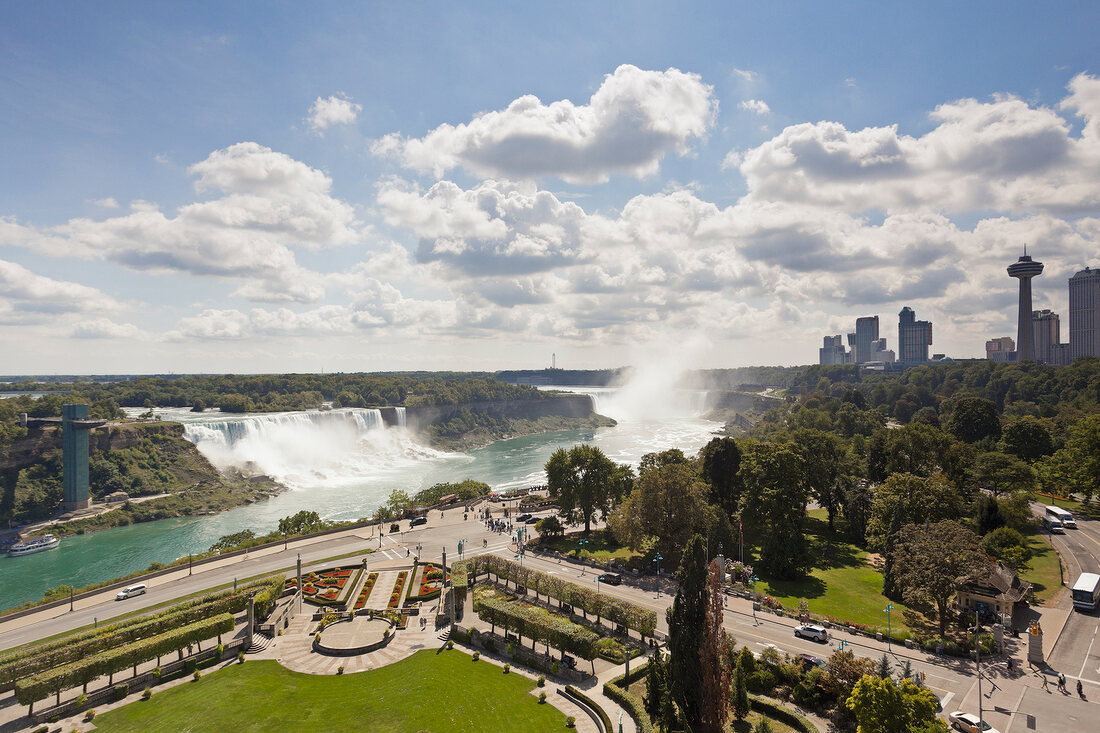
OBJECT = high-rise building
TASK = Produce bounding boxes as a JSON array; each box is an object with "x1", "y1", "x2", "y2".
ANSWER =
[
  {"x1": 985, "y1": 336, "x2": 1015, "y2": 363},
  {"x1": 847, "y1": 316, "x2": 880, "y2": 364},
  {"x1": 1008, "y1": 254, "x2": 1044, "y2": 361},
  {"x1": 1031, "y1": 309, "x2": 1059, "y2": 364},
  {"x1": 898, "y1": 307, "x2": 933, "y2": 365},
  {"x1": 819, "y1": 335, "x2": 849, "y2": 365},
  {"x1": 1069, "y1": 266, "x2": 1100, "y2": 360}
]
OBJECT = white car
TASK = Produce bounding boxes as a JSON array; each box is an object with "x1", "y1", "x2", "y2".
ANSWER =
[
  {"x1": 948, "y1": 711, "x2": 1001, "y2": 733},
  {"x1": 794, "y1": 624, "x2": 829, "y2": 642}
]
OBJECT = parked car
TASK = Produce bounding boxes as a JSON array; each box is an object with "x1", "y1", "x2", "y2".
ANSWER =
[
  {"x1": 598, "y1": 573, "x2": 623, "y2": 585},
  {"x1": 410, "y1": 516, "x2": 427, "y2": 526},
  {"x1": 524, "y1": 516, "x2": 539, "y2": 524},
  {"x1": 515, "y1": 513, "x2": 533, "y2": 522},
  {"x1": 948, "y1": 711, "x2": 1000, "y2": 733},
  {"x1": 797, "y1": 653, "x2": 826, "y2": 669},
  {"x1": 794, "y1": 624, "x2": 829, "y2": 642},
  {"x1": 116, "y1": 583, "x2": 147, "y2": 601}
]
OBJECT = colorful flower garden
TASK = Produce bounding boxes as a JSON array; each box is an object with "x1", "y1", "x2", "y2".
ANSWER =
[
  {"x1": 411, "y1": 563, "x2": 449, "y2": 601},
  {"x1": 353, "y1": 572, "x2": 380, "y2": 610},
  {"x1": 387, "y1": 571, "x2": 408, "y2": 609},
  {"x1": 286, "y1": 567, "x2": 361, "y2": 607}
]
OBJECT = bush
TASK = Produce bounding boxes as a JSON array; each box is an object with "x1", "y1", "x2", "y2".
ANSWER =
[
  {"x1": 566, "y1": 716, "x2": 576, "y2": 728},
  {"x1": 112, "y1": 682, "x2": 129, "y2": 701},
  {"x1": 192, "y1": 670, "x2": 201, "y2": 682},
  {"x1": 473, "y1": 651, "x2": 480, "y2": 661},
  {"x1": 537, "y1": 674, "x2": 546, "y2": 687},
  {"x1": 749, "y1": 695, "x2": 817, "y2": 733},
  {"x1": 552, "y1": 661, "x2": 560, "y2": 675},
  {"x1": 152, "y1": 666, "x2": 161, "y2": 678},
  {"x1": 446, "y1": 640, "x2": 454, "y2": 650},
  {"x1": 75, "y1": 693, "x2": 87, "y2": 710},
  {"x1": 747, "y1": 669, "x2": 777, "y2": 693},
  {"x1": 503, "y1": 663, "x2": 511, "y2": 673},
  {"x1": 539, "y1": 691, "x2": 547, "y2": 704},
  {"x1": 508, "y1": 642, "x2": 516, "y2": 655},
  {"x1": 85, "y1": 709, "x2": 96, "y2": 721},
  {"x1": 484, "y1": 638, "x2": 497, "y2": 654},
  {"x1": 142, "y1": 686, "x2": 152, "y2": 701},
  {"x1": 337, "y1": 665, "x2": 344, "y2": 675},
  {"x1": 237, "y1": 652, "x2": 245, "y2": 664}
]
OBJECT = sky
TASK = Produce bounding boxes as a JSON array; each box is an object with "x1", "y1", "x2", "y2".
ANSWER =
[{"x1": 2, "y1": 2, "x2": 1099, "y2": 375}]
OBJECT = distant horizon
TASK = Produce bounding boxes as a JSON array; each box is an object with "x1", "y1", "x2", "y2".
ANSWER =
[{"x1": 3, "y1": 4, "x2": 1099, "y2": 373}]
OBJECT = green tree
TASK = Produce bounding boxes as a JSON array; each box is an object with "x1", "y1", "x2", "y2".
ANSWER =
[
  {"x1": 999, "y1": 416, "x2": 1054, "y2": 463},
  {"x1": 841, "y1": 480, "x2": 873, "y2": 545},
  {"x1": 892, "y1": 520, "x2": 988, "y2": 637},
  {"x1": 386, "y1": 489, "x2": 412, "y2": 517},
  {"x1": 983, "y1": 527, "x2": 1033, "y2": 571},
  {"x1": 754, "y1": 720, "x2": 774, "y2": 733},
  {"x1": 609, "y1": 461, "x2": 711, "y2": 559},
  {"x1": 644, "y1": 649, "x2": 666, "y2": 726},
  {"x1": 867, "y1": 423, "x2": 953, "y2": 481},
  {"x1": 945, "y1": 396, "x2": 1001, "y2": 444},
  {"x1": 666, "y1": 535, "x2": 708, "y2": 731},
  {"x1": 739, "y1": 440, "x2": 810, "y2": 578},
  {"x1": 534, "y1": 515, "x2": 564, "y2": 538},
  {"x1": 973, "y1": 494, "x2": 1004, "y2": 536},
  {"x1": 699, "y1": 436, "x2": 742, "y2": 518},
  {"x1": 1036, "y1": 414, "x2": 1100, "y2": 503},
  {"x1": 699, "y1": 560, "x2": 731, "y2": 733},
  {"x1": 208, "y1": 529, "x2": 257, "y2": 553},
  {"x1": 875, "y1": 654, "x2": 892, "y2": 679},
  {"x1": 545, "y1": 445, "x2": 624, "y2": 534},
  {"x1": 789, "y1": 428, "x2": 847, "y2": 530},
  {"x1": 866, "y1": 473, "x2": 962, "y2": 552},
  {"x1": 969, "y1": 452, "x2": 1035, "y2": 497},
  {"x1": 277, "y1": 510, "x2": 324, "y2": 536},
  {"x1": 846, "y1": 674, "x2": 947, "y2": 733},
  {"x1": 731, "y1": 662, "x2": 750, "y2": 721}
]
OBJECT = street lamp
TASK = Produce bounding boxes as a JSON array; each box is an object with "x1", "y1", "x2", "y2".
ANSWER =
[
  {"x1": 973, "y1": 612, "x2": 986, "y2": 731},
  {"x1": 595, "y1": 575, "x2": 601, "y2": 594},
  {"x1": 653, "y1": 552, "x2": 664, "y2": 598},
  {"x1": 578, "y1": 539, "x2": 590, "y2": 576},
  {"x1": 751, "y1": 574, "x2": 760, "y2": 625},
  {"x1": 883, "y1": 604, "x2": 894, "y2": 651}
]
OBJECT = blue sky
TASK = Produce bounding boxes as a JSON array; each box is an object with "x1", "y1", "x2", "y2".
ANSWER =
[{"x1": 2, "y1": 2, "x2": 1099, "y2": 374}]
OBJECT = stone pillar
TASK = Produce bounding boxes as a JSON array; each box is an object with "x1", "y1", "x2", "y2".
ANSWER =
[
  {"x1": 297, "y1": 554, "x2": 303, "y2": 613},
  {"x1": 246, "y1": 594, "x2": 255, "y2": 649},
  {"x1": 61, "y1": 404, "x2": 93, "y2": 512},
  {"x1": 1027, "y1": 622, "x2": 1044, "y2": 667}
]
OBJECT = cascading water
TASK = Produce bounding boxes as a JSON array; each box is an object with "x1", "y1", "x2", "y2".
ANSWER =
[{"x1": 395, "y1": 407, "x2": 407, "y2": 427}]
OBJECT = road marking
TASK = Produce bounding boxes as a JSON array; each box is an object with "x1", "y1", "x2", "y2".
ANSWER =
[
  {"x1": 1079, "y1": 629, "x2": 1097, "y2": 680},
  {"x1": 939, "y1": 692, "x2": 954, "y2": 709}
]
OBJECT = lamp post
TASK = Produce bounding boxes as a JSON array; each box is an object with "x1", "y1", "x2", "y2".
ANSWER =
[
  {"x1": 653, "y1": 552, "x2": 664, "y2": 598},
  {"x1": 188, "y1": 553, "x2": 193, "y2": 576},
  {"x1": 283, "y1": 531, "x2": 288, "y2": 551},
  {"x1": 883, "y1": 604, "x2": 894, "y2": 651},
  {"x1": 578, "y1": 539, "x2": 589, "y2": 576},
  {"x1": 69, "y1": 587, "x2": 73, "y2": 613},
  {"x1": 595, "y1": 575, "x2": 601, "y2": 594},
  {"x1": 973, "y1": 612, "x2": 985, "y2": 731},
  {"x1": 751, "y1": 574, "x2": 759, "y2": 625}
]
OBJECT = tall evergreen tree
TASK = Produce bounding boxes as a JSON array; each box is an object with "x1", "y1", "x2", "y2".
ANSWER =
[
  {"x1": 667, "y1": 534, "x2": 708, "y2": 731},
  {"x1": 700, "y1": 560, "x2": 731, "y2": 732},
  {"x1": 731, "y1": 658, "x2": 750, "y2": 721},
  {"x1": 644, "y1": 650, "x2": 666, "y2": 725},
  {"x1": 876, "y1": 653, "x2": 893, "y2": 679}
]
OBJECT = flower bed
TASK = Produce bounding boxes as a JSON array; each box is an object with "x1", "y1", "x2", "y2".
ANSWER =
[
  {"x1": 412, "y1": 563, "x2": 449, "y2": 600},
  {"x1": 387, "y1": 572, "x2": 408, "y2": 609},
  {"x1": 353, "y1": 573, "x2": 380, "y2": 611},
  {"x1": 290, "y1": 567, "x2": 361, "y2": 607}
]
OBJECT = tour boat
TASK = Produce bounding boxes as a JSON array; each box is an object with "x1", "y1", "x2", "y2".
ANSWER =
[{"x1": 7, "y1": 534, "x2": 60, "y2": 557}]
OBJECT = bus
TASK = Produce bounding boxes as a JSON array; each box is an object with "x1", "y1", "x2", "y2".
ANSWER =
[
  {"x1": 1046, "y1": 505, "x2": 1077, "y2": 529},
  {"x1": 1071, "y1": 573, "x2": 1100, "y2": 612},
  {"x1": 1043, "y1": 515, "x2": 1064, "y2": 534}
]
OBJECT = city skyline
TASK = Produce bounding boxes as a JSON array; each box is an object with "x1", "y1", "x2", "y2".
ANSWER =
[{"x1": 2, "y1": 4, "x2": 1100, "y2": 374}]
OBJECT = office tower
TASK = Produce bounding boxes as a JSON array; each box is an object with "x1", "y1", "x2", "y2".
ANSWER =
[
  {"x1": 869, "y1": 337, "x2": 895, "y2": 363},
  {"x1": 847, "y1": 316, "x2": 880, "y2": 364},
  {"x1": 985, "y1": 336, "x2": 1015, "y2": 363},
  {"x1": 1069, "y1": 266, "x2": 1100, "y2": 360},
  {"x1": 898, "y1": 307, "x2": 933, "y2": 365},
  {"x1": 1007, "y1": 254, "x2": 1044, "y2": 361},
  {"x1": 1031, "y1": 309, "x2": 1059, "y2": 364},
  {"x1": 819, "y1": 335, "x2": 849, "y2": 365}
]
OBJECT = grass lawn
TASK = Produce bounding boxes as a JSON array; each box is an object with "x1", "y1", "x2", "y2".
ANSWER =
[
  {"x1": 93, "y1": 649, "x2": 567, "y2": 733},
  {"x1": 1021, "y1": 529, "x2": 1065, "y2": 605},
  {"x1": 624, "y1": 679, "x2": 801, "y2": 733},
  {"x1": 753, "y1": 511, "x2": 914, "y2": 635},
  {"x1": 539, "y1": 530, "x2": 641, "y2": 564}
]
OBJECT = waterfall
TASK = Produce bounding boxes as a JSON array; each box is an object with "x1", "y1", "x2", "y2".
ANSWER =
[
  {"x1": 180, "y1": 408, "x2": 440, "y2": 489},
  {"x1": 395, "y1": 407, "x2": 407, "y2": 427},
  {"x1": 576, "y1": 387, "x2": 710, "y2": 422}
]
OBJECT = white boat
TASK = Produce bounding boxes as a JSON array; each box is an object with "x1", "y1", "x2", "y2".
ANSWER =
[{"x1": 7, "y1": 534, "x2": 61, "y2": 557}]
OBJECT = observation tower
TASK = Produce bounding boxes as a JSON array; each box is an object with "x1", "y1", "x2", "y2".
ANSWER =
[{"x1": 1007, "y1": 252, "x2": 1044, "y2": 362}]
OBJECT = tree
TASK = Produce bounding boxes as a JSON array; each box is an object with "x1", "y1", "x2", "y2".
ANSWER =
[
  {"x1": 846, "y1": 675, "x2": 947, "y2": 733},
  {"x1": 881, "y1": 505, "x2": 907, "y2": 601},
  {"x1": 699, "y1": 437, "x2": 742, "y2": 517},
  {"x1": 973, "y1": 494, "x2": 1004, "y2": 535},
  {"x1": 644, "y1": 649, "x2": 666, "y2": 726},
  {"x1": 277, "y1": 510, "x2": 324, "y2": 536},
  {"x1": 866, "y1": 473, "x2": 962, "y2": 552},
  {"x1": 789, "y1": 428, "x2": 847, "y2": 530},
  {"x1": 1036, "y1": 414, "x2": 1100, "y2": 503},
  {"x1": 208, "y1": 529, "x2": 256, "y2": 553},
  {"x1": 875, "y1": 654, "x2": 892, "y2": 679},
  {"x1": 969, "y1": 452, "x2": 1035, "y2": 497},
  {"x1": 534, "y1": 515, "x2": 564, "y2": 539},
  {"x1": 867, "y1": 423, "x2": 953, "y2": 480},
  {"x1": 754, "y1": 720, "x2": 774, "y2": 733},
  {"x1": 731, "y1": 659, "x2": 750, "y2": 721},
  {"x1": 945, "y1": 396, "x2": 1001, "y2": 444},
  {"x1": 190, "y1": 399, "x2": 206, "y2": 413},
  {"x1": 699, "y1": 560, "x2": 731, "y2": 733},
  {"x1": 999, "y1": 416, "x2": 1054, "y2": 463},
  {"x1": 892, "y1": 521, "x2": 988, "y2": 637},
  {"x1": 666, "y1": 535, "x2": 708, "y2": 731},
  {"x1": 983, "y1": 527, "x2": 1033, "y2": 571},
  {"x1": 822, "y1": 649, "x2": 875, "y2": 705},
  {"x1": 842, "y1": 480, "x2": 873, "y2": 545},
  {"x1": 739, "y1": 440, "x2": 810, "y2": 579},
  {"x1": 545, "y1": 445, "x2": 624, "y2": 534},
  {"x1": 386, "y1": 489, "x2": 412, "y2": 517},
  {"x1": 608, "y1": 461, "x2": 710, "y2": 560}
]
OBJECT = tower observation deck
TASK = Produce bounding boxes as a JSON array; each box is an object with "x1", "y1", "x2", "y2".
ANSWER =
[{"x1": 1008, "y1": 254, "x2": 1044, "y2": 362}]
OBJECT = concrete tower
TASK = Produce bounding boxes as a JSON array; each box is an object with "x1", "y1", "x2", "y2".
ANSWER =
[
  {"x1": 1007, "y1": 253, "x2": 1044, "y2": 362},
  {"x1": 1069, "y1": 266, "x2": 1100, "y2": 360},
  {"x1": 61, "y1": 404, "x2": 106, "y2": 512}
]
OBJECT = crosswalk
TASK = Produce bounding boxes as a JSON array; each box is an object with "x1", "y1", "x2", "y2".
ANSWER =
[{"x1": 373, "y1": 539, "x2": 514, "y2": 560}]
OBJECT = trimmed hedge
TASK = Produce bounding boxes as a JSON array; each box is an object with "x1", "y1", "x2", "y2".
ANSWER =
[
  {"x1": 16, "y1": 614, "x2": 234, "y2": 707},
  {"x1": 474, "y1": 593, "x2": 598, "y2": 661},
  {"x1": 749, "y1": 695, "x2": 818, "y2": 733},
  {"x1": 0, "y1": 576, "x2": 280, "y2": 688},
  {"x1": 604, "y1": 663, "x2": 654, "y2": 733},
  {"x1": 461, "y1": 555, "x2": 657, "y2": 636},
  {"x1": 564, "y1": 685, "x2": 613, "y2": 733}
]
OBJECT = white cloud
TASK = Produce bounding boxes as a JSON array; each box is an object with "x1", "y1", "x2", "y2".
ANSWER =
[
  {"x1": 4, "y1": 143, "x2": 361, "y2": 304},
  {"x1": 0, "y1": 259, "x2": 123, "y2": 325},
  {"x1": 738, "y1": 99, "x2": 771, "y2": 115},
  {"x1": 372, "y1": 65, "x2": 717, "y2": 184},
  {"x1": 71, "y1": 318, "x2": 144, "y2": 339},
  {"x1": 90, "y1": 197, "x2": 119, "y2": 209},
  {"x1": 308, "y1": 94, "x2": 362, "y2": 133},
  {"x1": 732, "y1": 68, "x2": 756, "y2": 82}
]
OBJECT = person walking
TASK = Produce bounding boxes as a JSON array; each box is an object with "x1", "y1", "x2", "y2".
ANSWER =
[
  {"x1": 1042, "y1": 675, "x2": 1050, "y2": 692},
  {"x1": 1078, "y1": 679, "x2": 1084, "y2": 697},
  {"x1": 1058, "y1": 672, "x2": 1066, "y2": 692}
]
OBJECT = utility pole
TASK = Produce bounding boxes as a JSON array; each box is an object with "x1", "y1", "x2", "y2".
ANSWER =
[{"x1": 974, "y1": 612, "x2": 984, "y2": 731}]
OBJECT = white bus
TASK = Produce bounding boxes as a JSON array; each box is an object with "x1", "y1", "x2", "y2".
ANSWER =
[
  {"x1": 1043, "y1": 515, "x2": 1064, "y2": 534},
  {"x1": 1072, "y1": 573, "x2": 1100, "y2": 612},
  {"x1": 1046, "y1": 505, "x2": 1077, "y2": 529}
]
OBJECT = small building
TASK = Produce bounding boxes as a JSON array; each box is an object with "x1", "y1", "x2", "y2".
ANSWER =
[
  {"x1": 104, "y1": 491, "x2": 130, "y2": 503},
  {"x1": 957, "y1": 562, "x2": 1033, "y2": 619}
]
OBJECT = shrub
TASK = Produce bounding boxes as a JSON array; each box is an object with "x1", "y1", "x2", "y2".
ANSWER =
[
  {"x1": 75, "y1": 693, "x2": 87, "y2": 710},
  {"x1": 31, "y1": 727, "x2": 47, "y2": 733},
  {"x1": 484, "y1": 638, "x2": 497, "y2": 654},
  {"x1": 472, "y1": 651, "x2": 480, "y2": 661},
  {"x1": 446, "y1": 640, "x2": 454, "y2": 650},
  {"x1": 237, "y1": 652, "x2": 245, "y2": 664},
  {"x1": 192, "y1": 670, "x2": 201, "y2": 682},
  {"x1": 504, "y1": 663, "x2": 511, "y2": 673},
  {"x1": 216, "y1": 642, "x2": 224, "y2": 658},
  {"x1": 539, "y1": 691, "x2": 547, "y2": 704},
  {"x1": 142, "y1": 686, "x2": 152, "y2": 701},
  {"x1": 566, "y1": 716, "x2": 576, "y2": 728},
  {"x1": 337, "y1": 665, "x2": 344, "y2": 675},
  {"x1": 552, "y1": 661, "x2": 560, "y2": 675},
  {"x1": 84, "y1": 710, "x2": 96, "y2": 722},
  {"x1": 747, "y1": 669, "x2": 777, "y2": 693},
  {"x1": 508, "y1": 642, "x2": 516, "y2": 655},
  {"x1": 537, "y1": 674, "x2": 546, "y2": 687},
  {"x1": 152, "y1": 666, "x2": 161, "y2": 678},
  {"x1": 112, "y1": 682, "x2": 128, "y2": 701}
]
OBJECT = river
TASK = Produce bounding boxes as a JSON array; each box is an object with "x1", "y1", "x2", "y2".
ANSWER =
[{"x1": 0, "y1": 387, "x2": 721, "y2": 611}]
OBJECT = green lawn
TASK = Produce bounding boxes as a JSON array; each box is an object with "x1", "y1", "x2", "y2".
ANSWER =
[
  {"x1": 539, "y1": 530, "x2": 641, "y2": 564},
  {"x1": 1020, "y1": 529, "x2": 1064, "y2": 605},
  {"x1": 753, "y1": 512, "x2": 914, "y2": 635},
  {"x1": 93, "y1": 650, "x2": 567, "y2": 732}
]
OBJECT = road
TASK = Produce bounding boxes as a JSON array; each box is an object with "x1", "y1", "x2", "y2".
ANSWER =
[{"x1": 0, "y1": 500, "x2": 1094, "y2": 732}]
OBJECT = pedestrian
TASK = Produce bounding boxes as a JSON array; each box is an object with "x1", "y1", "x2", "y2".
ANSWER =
[
  {"x1": 1058, "y1": 672, "x2": 1066, "y2": 691},
  {"x1": 1042, "y1": 675, "x2": 1049, "y2": 692},
  {"x1": 1078, "y1": 679, "x2": 1084, "y2": 697}
]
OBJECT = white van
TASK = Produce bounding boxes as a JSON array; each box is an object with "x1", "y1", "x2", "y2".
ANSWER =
[
  {"x1": 1043, "y1": 515, "x2": 1065, "y2": 534},
  {"x1": 116, "y1": 583, "x2": 147, "y2": 600}
]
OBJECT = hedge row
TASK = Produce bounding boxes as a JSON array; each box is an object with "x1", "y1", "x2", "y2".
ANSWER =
[
  {"x1": 604, "y1": 662, "x2": 654, "y2": 733},
  {"x1": 474, "y1": 593, "x2": 598, "y2": 660},
  {"x1": 749, "y1": 695, "x2": 818, "y2": 733},
  {"x1": 460, "y1": 555, "x2": 657, "y2": 636},
  {"x1": 16, "y1": 613, "x2": 235, "y2": 706},
  {"x1": 0, "y1": 576, "x2": 280, "y2": 687},
  {"x1": 564, "y1": 685, "x2": 613, "y2": 733}
]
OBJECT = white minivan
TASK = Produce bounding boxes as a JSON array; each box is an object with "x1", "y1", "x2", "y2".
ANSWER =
[{"x1": 116, "y1": 583, "x2": 147, "y2": 600}]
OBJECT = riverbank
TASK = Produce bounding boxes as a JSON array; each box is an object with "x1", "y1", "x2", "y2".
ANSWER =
[{"x1": 428, "y1": 413, "x2": 616, "y2": 451}]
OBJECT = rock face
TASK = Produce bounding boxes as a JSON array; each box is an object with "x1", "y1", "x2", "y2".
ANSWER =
[
  {"x1": 3, "y1": 422, "x2": 184, "y2": 473},
  {"x1": 401, "y1": 394, "x2": 594, "y2": 432}
]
